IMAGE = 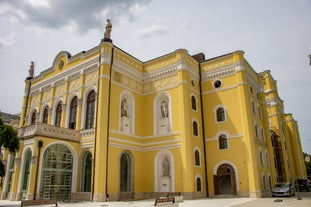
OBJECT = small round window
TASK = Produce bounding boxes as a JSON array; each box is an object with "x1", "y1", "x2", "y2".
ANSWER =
[{"x1": 213, "y1": 80, "x2": 222, "y2": 88}]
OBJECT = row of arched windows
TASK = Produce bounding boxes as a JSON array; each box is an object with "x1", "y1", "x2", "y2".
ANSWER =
[{"x1": 29, "y1": 90, "x2": 96, "y2": 130}]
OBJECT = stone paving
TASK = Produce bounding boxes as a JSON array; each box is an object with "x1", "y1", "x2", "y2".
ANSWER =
[{"x1": 0, "y1": 192, "x2": 310, "y2": 207}]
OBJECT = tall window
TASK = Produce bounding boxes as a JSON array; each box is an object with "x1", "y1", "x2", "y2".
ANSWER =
[
  {"x1": 263, "y1": 174, "x2": 266, "y2": 189},
  {"x1": 219, "y1": 134, "x2": 228, "y2": 149},
  {"x1": 55, "y1": 102, "x2": 62, "y2": 127},
  {"x1": 216, "y1": 107, "x2": 225, "y2": 122},
  {"x1": 191, "y1": 95, "x2": 197, "y2": 110},
  {"x1": 196, "y1": 177, "x2": 202, "y2": 192},
  {"x1": 22, "y1": 149, "x2": 32, "y2": 198},
  {"x1": 42, "y1": 106, "x2": 49, "y2": 124},
  {"x1": 194, "y1": 150, "x2": 200, "y2": 166},
  {"x1": 266, "y1": 152, "x2": 270, "y2": 168},
  {"x1": 255, "y1": 124, "x2": 258, "y2": 138},
  {"x1": 69, "y1": 97, "x2": 77, "y2": 129},
  {"x1": 193, "y1": 121, "x2": 198, "y2": 136},
  {"x1": 82, "y1": 152, "x2": 92, "y2": 192},
  {"x1": 252, "y1": 101, "x2": 256, "y2": 115},
  {"x1": 85, "y1": 91, "x2": 95, "y2": 129},
  {"x1": 31, "y1": 110, "x2": 37, "y2": 125},
  {"x1": 258, "y1": 106, "x2": 262, "y2": 120},
  {"x1": 259, "y1": 150, "x2": 264, "y2": 165}
]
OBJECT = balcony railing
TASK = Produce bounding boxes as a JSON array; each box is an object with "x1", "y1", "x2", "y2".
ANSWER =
[{"x1": 18, "y1": 123, "x2": 80, "y2": 142}]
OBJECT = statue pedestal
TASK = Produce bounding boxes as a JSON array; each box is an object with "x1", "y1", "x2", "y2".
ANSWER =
[
  {"x1": 159, "y1": 118, "x2": 169, "y2": 134},
  {"x1": 101, "y1": 38, "x2": 112, "y2": 43},
  {"x1": 121, "y1": 116, "x2": 131, "y2": 133},
  {"x1": 160, "y1": 177, "x2": 172, "y2": 192}
]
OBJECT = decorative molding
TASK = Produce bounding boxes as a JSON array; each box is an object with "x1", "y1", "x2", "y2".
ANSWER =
[
  {"x1": 80, "y1": 129, "x2": 95, "y2": 138},
  {"x1": 201, "y1": 66, "x2": 237, "y2": 82},
  {"x1": 109, "y1": 136, "x2": 181, "y2": 147},
  {"x1": 205, "y1": 133, "x2": 243, "y2": 141}
]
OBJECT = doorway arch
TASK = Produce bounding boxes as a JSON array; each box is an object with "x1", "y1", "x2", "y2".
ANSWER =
[
  {"x1": 40, "y1": 144, "x2": 73, "y2": 200},
  {"x1": 214, "y1": 164, "x2": 237, "y2": 195},
  {"x1": 119, "y1": 151, "x2": 134, "y2": 200}
]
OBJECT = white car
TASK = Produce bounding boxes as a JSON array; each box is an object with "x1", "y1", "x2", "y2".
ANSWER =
[{"x1": 272, "y1": 182, "x2": 295, "y2": 197}]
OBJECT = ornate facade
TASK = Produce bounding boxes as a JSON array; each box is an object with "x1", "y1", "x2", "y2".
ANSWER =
[{"x1": 0, "y1": 37, "x2": 307, "y2": 201}]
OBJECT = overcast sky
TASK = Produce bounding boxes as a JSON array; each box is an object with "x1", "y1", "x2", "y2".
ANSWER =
[{"x1": 0, "y1": 0, "x2": 310, "y2": 153}]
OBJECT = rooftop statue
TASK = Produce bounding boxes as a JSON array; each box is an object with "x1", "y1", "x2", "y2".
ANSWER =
[
  {"x1": 103, "y1": 19, "x2": 112, "y2": 42},
  {"x1": 28, "y1": 61, "x2": 34, "y2": 78}
]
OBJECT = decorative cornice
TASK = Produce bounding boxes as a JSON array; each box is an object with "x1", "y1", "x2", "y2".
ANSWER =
[
  {"x1": 143, "y1": 66, "x2": 178, "y2": 83},
  {"x1": 201, "y1": 66, "x2": 238, "y2": 82}
]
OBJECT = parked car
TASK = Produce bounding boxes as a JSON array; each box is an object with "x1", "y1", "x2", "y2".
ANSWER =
[{"x1": 271, "y1": 182, "x2": 295, "y2": 197}]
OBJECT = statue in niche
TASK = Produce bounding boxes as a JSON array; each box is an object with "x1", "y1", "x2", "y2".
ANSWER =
[
  {"x1": 104, "y1": 19, "x2": 112, "y2": 39},
  {"x1": 161, "y1": 100, "x2": 168, "y2": 118},
  {"x1": 162, "y1": 156, "x2": 170, "y2": 178},
  {"x1": 121, "y1": 98, "x2": 128, "y2": 117}
]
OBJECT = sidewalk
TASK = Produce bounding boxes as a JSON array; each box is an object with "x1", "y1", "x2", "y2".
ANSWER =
[{"x1": 0, "y1": 195, "x2": 310, "y2": 207}]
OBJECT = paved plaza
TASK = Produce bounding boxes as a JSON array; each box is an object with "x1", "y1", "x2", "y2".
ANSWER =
[{"x1": 0, "y1": 193, "x2": 310, "y2": 207}]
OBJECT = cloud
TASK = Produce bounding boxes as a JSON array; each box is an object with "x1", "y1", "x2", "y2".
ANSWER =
[
  {"x1": 138, "y1": 24, "x2": 168, "y2": 38},
  {"x1": 0, "y1": 33, "x2": 16, "y2": 49},
  {"x1": 0, "y1": 0, "x2": 151, "y2": 33}
]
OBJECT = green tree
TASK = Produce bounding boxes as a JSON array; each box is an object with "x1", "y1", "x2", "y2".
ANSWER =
[{"x1": 0, "y1": 118, "x2": 19, "y2": 177}]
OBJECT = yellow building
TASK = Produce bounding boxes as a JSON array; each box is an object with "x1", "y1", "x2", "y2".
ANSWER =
[{"x1": 0, "y1": 28, "x2": 306, "y2": 201}]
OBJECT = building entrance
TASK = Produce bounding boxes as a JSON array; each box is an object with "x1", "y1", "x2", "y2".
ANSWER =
[
  {"x1": 214, "y1": 164, "x2": 236, "y2": 195},
  {"x1": 41, "y1": 144, "x2": 73, "y2": 200}
]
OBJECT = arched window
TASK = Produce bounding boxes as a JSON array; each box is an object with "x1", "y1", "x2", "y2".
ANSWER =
[
  {"x1": 196, "y1": 177, "x2": 202, "y2": 192},
  {"x1": 82, "y1": 151, "x2": 92, "y2": 192},
  {"x1": 258, "y1": 106, "x2": 262, "y2": 120},
  {"x1": 191, "y1": 95, "x2": 197, "y2": 110},
  {"x1": 261, "y1": 128, "x2": 265, "y2": 142},
  {"x1": 252, "y1": 100, "x2": 256, "y2": 115},
  {"x1": 263, "y1": 174, "x2": 267, "y2": 189},
  {"x1": 216, "y1": 107, "x2": 225, "y2": 122},
  {"x1": 255, "y1": 124, "x2": 258, "y2": 138},
  {"x1": 219, "y1": 134, "x2": 228, "y2": 150},
  {"x1": 85, "y1": 91, "x2": 95, "y2": 129},
  {"x1": 259, "y1": 150, "x2": 264, "y2": 165},
  {"x1": 41, "y1": 144, "x2": 73, "y2": 200},
  {"x1": 21, "y1": 149, "x2": 32, "y2": 198},
  {"x1": 55, "y1": 102, "x2": 62, "y2": 127},
  {"x1": 193, "y1": 121, "x2": 198, "y2": 136},
  {"x1": 266, "y1": 152, "x2": 270, "y2": 167},
  {"x1": 194, "y1": 150, "x2": 200, "y2": 166},
  {"x1": 31, "y1": 110, "x2": 37, "y2": 125},
  {"x1": 120, "y1": 152, "x2": 133, "y2": 192},
  {"x1": 69, "y1": 96, "x2": 77, "y2": 129},
  {"x1": 42, "y1": 106, "x2": 49, "y2": 124}
]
